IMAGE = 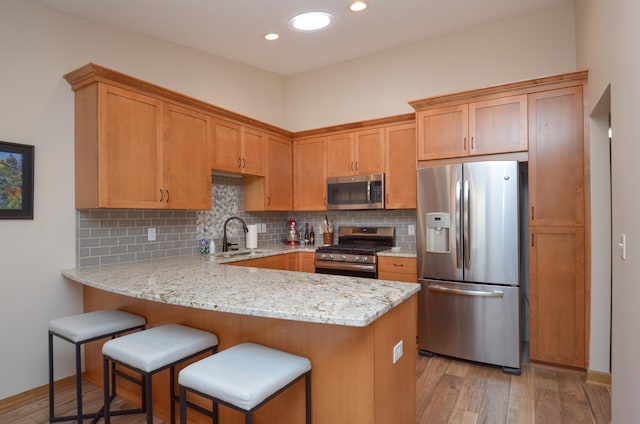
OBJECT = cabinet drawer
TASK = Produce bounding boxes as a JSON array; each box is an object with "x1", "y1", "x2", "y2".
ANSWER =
[{"x1": 378, "y1": 257, "x2": 417, "y2": 282}]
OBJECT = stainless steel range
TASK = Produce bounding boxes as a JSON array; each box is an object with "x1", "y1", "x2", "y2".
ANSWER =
[{"x1": 314, "y1": 226, "x2": 394, "y2": 279}]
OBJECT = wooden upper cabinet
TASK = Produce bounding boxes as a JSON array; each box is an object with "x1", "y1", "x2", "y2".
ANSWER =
[
  {"x1": 163, "y1": 103, "x2": 212, "y2": 210},
  {"x1": 211, "y1": 119, "x2": 264, "y2": 176},
  {"x1": 529, "y1": 226, "x2": 586, "y2": 367},
  {"x1": 469, "y1": 95, "x2": 527, "y2": 155},
  {"x1": 327, "y1": 133, "x2": 354, "y2": 177},
  {"x1": 293, "y1": 136, "x2": 327, "y2": 210},
  {"x1": 241, "y1": 126, "x2": 265, "y2": 175},
  {"x1": 416, "y1": 95, "x2": 527, "y2": 160},
  {"x1": 72, "y1": 84, "x2": 211, "y2": 210},
  {"x1": 385, "y1": 123, "x2": 416, "y2": 209},
  {"x1": 326, "y1": 129, "x2": 384, "y2": 177},
  {"x1": 528, "y1": 86, "x2": 584, "y2": 227},
  {"x1": 94, "y1": 85, "x2": 164, "y2": 209},
  {"x1": 211, "y1": 119, "x2": 241, "y2": 173},
  {"x1": 245, "y1": 135, "x2": 292, "y2": 211},
  {"x1": 265, "y1": 135, "x2": 292, "y2": 210},
  {"x1": 417, "y1": 105, "x2": 468, "y2": 160},
  {"x1": 355, "y1": 128, "x2": 385, "y2": 175}
]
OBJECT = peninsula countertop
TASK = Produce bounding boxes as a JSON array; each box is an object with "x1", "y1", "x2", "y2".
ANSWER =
[{"x1": 62, "y1": 255, "x2": 420, "y2": 327}]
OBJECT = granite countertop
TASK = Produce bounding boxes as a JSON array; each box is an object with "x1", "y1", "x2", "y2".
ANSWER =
[
  {"x1": 377, "y1": 247, "x2": 417, "y2": 258},
  {"x1": 62, "y1": 254, "x2": 419, "y2": 327}
]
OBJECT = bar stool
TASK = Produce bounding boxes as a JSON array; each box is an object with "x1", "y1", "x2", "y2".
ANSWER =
[
  {"x1": 102, "y1": 323, "x2": 219, "y2": 424},
  {"x1": 48, "y1": 309, "x2": 146, "y2": 424},
  {"x1": 178, "y1": 342, "x2": 312, "y2": 424}
]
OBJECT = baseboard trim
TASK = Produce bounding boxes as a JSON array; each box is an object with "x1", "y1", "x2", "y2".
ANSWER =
[
  {"x1": 586, "y1": 369, "x2": 612, "y2": 386},
  {"x1": 0, "y1": 375, "x2": 75, "y2": 412}
]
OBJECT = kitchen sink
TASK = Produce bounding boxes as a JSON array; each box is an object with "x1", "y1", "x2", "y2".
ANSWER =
[{"x1": 215, "y1": 248, "x2": 271, "y2": 259}]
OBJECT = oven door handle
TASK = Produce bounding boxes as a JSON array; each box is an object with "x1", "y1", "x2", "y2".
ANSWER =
[{"x1": 314, "y1": 261, "x2": 376, "y2": 272}]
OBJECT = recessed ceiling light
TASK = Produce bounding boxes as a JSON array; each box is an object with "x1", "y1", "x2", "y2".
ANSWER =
[
  {"x1": 350, "y1": 1, "x2": 367, "y2": 12},
  {"x1": 289, "y1": 11, "x2": 334, "y2": 31},
  {"x1": 264, "y1": 33, "x2": 280, "y2": 41}
]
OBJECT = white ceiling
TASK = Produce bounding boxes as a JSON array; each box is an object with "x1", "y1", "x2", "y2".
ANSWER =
[{"x1": 28, "y1": 0, "x2": 572, "y2": 76}]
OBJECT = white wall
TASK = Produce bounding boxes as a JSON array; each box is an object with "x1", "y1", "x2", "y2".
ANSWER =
[
  {"x1": 0, "y1": 0, "x2": 285, "y2": 400},
  {"x1": 285, "y1": 3, "x2": 577, "y2": 131},
  {"x1": 575, "y1": 0, "x2": 640, "y2": 421}
]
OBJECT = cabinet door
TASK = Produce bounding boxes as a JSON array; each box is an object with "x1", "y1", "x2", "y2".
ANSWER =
[
  {"x1": 211, "y1": 119, "x2": 242, "y2": 173},
  {"x1": 528, "y1": 87, "x2": 584, "y2": 227},
  {"x1": 417, "y1": 104, "x2": 468, "y2": 160},
  {"x1": 293, "y1": 137, "x2": 327, "y2": 210},
  {"x1": 354, "y1": 128, "x2": 385, "y2": 175},
  {"x1": 385, "y1": 123, "x2": 416, "y2": 209},
  {"x1": 298, "y1": 252, "x2": 316, "y2": 273},
  {"x1": 163, "y1": 104, "x2": 211, "y2": 210},
  {"x1": 327, "y1": 133, "x2": 354, "y2": 177},
  {"x1": 241, "y1": 126, "x2": 265, "y2": 176},
  {"x1": 98, "y1": 85, "x2": 163, "y2": 208},
  {"x1": 529, "y1": 227, "x2": 586, "y2": 367},
  {"x1": 469, "y1": 95, "x2": 527, "y2": 155},
  {"x1": 265, "y1": 135, "x2": 292, "y2": 210}
]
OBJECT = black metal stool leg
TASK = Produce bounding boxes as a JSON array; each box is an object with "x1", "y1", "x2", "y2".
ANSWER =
[
  {"x1": 103, "y1": 356, "x2": 111, "y2": 424},
  {"x1": 145, "y1": 373, "x2": 153, "y2": 424},
  {"x1": 75, "y1": 343, "x2": 83, "y2": 424},
  {"x1": 48, "y1": 332, "x2": 55, "y2": 423}
]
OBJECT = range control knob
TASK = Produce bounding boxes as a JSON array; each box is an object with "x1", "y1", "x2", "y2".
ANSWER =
[
  {"x1": 361, "y1": 256, "x2": 369, "y2": 263},
  {"x1": 354, "y1": 256, "x2": 360, "y2": 262},
  {"x1": 329, "y1": 255, "x2": 334, "y2": 261},
  {"x1": 320, "y1": 254, "x2": 327, "y2": 260},
  {"x1": 341, "y1": 255, "x2": 347, "y2": 261}
]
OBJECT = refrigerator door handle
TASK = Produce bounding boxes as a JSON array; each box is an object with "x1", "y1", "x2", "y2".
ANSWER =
[
  {"x1": 463, "y1": 178, "x2": 470, "y2": 270},
  {"x1": 428, "y1": 284, "x2": 504, "y2": 298},
  {"x1": 455, "y1": 180, "x2": 462, "y2": 269}
]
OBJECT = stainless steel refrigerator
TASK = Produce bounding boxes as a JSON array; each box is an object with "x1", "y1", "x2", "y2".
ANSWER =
[{"x1": 417, "y1": 161, "x2": 521, "y2": 374}]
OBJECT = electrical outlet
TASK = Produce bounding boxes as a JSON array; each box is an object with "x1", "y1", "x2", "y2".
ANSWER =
[
  {"x1": 408, "y1": 224, "x2": 415, "y2": 235},
  {"x1": 393, "y1": 340, "x2": 403, "y2": 364},
  {"x1": 147, "y1": 227, "x2": 156, "y2": 241}
]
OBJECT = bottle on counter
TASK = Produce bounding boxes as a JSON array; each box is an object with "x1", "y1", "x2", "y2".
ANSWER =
[
  {"x1": 310, "y1": 226, "x2": 315, "y2": 245},
  {"x1": 304, "y1": 223, "x2": 310, "y2": 245},
  {"x1": 209, "y1": 239, "x2": 215, "y2": 255}
]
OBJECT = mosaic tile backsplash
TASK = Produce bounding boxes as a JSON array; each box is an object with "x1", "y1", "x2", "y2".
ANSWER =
[{"x1": 76, "y1": 173, "x2": 417, "y2": 267}]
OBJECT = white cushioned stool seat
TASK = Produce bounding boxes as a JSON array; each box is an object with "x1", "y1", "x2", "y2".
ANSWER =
[
  {"x1": 48, "y1": 309, "x2": 146, "y2": 424},
  {"x1": 102, "y1": 323, "x2": 219, "y2": 424},
  {"x1": 103, "y1": 323, "x2": 219, "y2": 372},
  {"x1": 179, "y1": 342, "x2": 311, "y2": 411},
  {"x1": 49, "y1": 309, "x2": 146, "y2": 342}
]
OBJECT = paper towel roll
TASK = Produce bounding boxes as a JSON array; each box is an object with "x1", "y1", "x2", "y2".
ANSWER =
[{"x1": 246, "y1": 224, "x2": 258, "y2": 249}]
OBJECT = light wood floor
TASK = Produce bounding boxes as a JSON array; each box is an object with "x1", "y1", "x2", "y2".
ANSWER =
[{"x1": 0, "y1": 354, "x2": 611, "y2": 423}]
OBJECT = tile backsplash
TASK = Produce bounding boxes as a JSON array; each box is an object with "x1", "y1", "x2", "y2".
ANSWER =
[{"x1": 76, "y1": 173, "x2": 416, "y2": 267}]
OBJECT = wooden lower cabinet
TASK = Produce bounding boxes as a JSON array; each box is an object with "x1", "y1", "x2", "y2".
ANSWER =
[
  {"x1": 378, "y1": 256, "x2": 417, "y2": 283},
  {"x1": 228, "y1": 253, "x2": 296, "y2": 271},
  {"x1": 298, "y1": 252, "x2": 316, "y2": 273},
  {"x1": 83, "y1": 287, "x2": 417, "y2": 424},
  {"x1": 529, "y1": 226, "x2": 586, "y2": 368}
]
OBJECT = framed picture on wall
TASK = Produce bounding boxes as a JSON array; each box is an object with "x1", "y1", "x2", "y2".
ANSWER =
[{"x1": 0, "y1": 141, "x2": 34, "y2": 219}]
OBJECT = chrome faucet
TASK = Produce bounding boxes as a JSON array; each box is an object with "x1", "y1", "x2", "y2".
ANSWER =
[{"x1": 222, "y1": 216, "x2": 249, "y2": 252}]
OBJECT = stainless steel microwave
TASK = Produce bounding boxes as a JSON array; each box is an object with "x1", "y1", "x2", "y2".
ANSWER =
[{"x1": 326, "y1": 174, "x2": 385, "y2": 210}]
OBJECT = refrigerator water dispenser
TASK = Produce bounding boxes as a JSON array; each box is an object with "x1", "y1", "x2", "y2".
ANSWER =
[{"x1": 426, "y1": 212, "x2": 450, "y2": 253}]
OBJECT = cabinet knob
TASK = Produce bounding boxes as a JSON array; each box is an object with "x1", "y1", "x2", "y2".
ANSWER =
[
  {"x1": 242, "y1": 158, "x2": 246, "y2": 168},
  {"x1": 159, "y1": 189, "x2": 164, "y2": 202},
  {"x1": 238, "y1": 157, "x2": 242, "y2": 168}
]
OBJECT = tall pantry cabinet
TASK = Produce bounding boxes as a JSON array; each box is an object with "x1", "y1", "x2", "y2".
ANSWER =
[{"x1": 528, "y1": 85, "x2": 587, "y2": 368}]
